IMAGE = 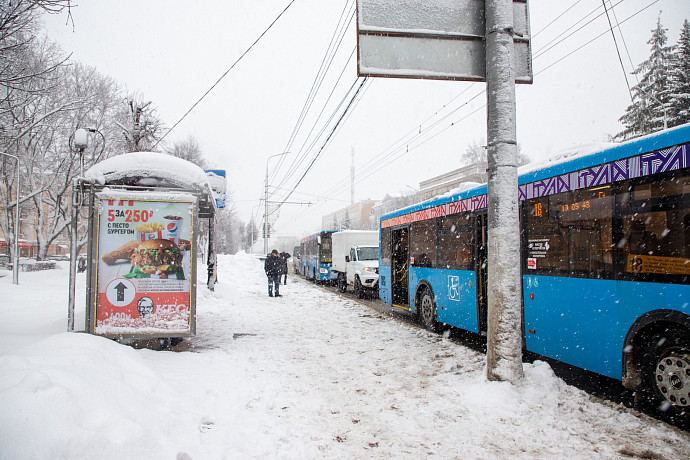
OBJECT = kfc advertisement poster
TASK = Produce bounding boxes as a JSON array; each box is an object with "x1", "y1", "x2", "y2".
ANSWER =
[{"x1": 94, "y1": 196, "x2": 196, "y2": 335}]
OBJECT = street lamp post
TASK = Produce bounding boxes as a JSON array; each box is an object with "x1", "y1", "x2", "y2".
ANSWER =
[
  {"x1": 264, "y1": 152, "x2": 288, "y2": 255},
  {"x1": 0, "y1": 151, "x2": 20, "y2": 285},
  {"x1": 68, "y1": 128, "x2": 90, "y2": 332}
]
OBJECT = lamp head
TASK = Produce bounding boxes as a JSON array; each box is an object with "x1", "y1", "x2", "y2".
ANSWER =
[{"x1": 74, "y1": 128, "x2": 88, "y2": 150}]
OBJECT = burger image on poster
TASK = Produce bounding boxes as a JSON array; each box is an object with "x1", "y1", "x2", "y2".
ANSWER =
[{"x1": 125, "y1": 239, "x2": 185, "y2": 279}]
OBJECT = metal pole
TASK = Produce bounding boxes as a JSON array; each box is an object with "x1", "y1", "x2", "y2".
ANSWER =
[
  {"x1": 12, "y1": 156, "x2": 19, "y2": 285},
  {"x1": 67, "y1": 146, "x2": 85, "y2": 332},
  {"x1": 0, "y1": 151, "x2": 20, "y2": 284},
  {"x1": 207, "y1": 214, "x2": 216, "y2": 291},
  {"x1": 263, "y1": 152, "x2": 288, "y2": 255},
  {"x1": 67, "y1": 178, "x2": 79, "y2": 331},
  {"x1": 485, "y1": 0, "x2": 523, "y2": 383},
  {"x1": 264, "y1": 164, "x2": 269, "y2": 255}
]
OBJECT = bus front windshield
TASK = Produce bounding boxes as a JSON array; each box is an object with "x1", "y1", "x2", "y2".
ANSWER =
[{"x1": 319, "y1": 235, "x2": 332, "y2": 263}]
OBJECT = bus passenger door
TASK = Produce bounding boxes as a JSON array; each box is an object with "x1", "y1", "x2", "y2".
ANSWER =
[
  {"x1": 476, "y1": 213, "x2": 488, "y2": 334},
  {"x1": 391, "y1": 227, "x2": 409, "y2": 308}
]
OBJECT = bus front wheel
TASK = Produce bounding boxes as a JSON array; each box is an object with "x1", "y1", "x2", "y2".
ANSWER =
[
  {"x1": 640, "y1": 327, "x2": 690, "y2": 425},
  {"x1": 419, "y1": 288, "x2": 438, "y2": 332}
]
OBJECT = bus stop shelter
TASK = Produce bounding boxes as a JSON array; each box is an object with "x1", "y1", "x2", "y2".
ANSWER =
[{"x1": 67, "y1": 152, "x2": 219, "y2": 345}]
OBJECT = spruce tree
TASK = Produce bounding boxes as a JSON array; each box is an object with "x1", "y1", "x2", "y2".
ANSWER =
[
  {"x1": 669, "y1": 19, "x2": 690, "y2": 127},
  {"x1": 618, "y1": 16, "x2": 674, "y2": 139}
]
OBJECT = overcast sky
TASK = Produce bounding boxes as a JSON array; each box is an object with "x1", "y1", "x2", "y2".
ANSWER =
[{"x1": 41, "y1": 0, "x2": 689, "y2": 239}]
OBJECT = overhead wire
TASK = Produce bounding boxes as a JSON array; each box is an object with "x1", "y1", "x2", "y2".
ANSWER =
[
  {"x1": 536, "y1": 0, "x2": 659, "y2": 75},
  {"x1": 601, "y1": 0, "x2": 635, "y2": 102},
  {"x1": 271, "y1": 76, "x2": 369, "y2": 214},
  {"x1": 274, "y1": 44, "x2": 357, "y2": 191},
  {"x1": 531, "y1": 0, "x2": 585, "y2": 40},
  {"x1": 299, "y1": 78, "x2": 481, "y2": 206},
  {"x1": 272, "y1": 0, "x2": 661, "y2": 230},
  {"x1": 272, "y1": 6, "x2": 357, "y2": 189},
  {"x1": 533, "y1": 0, "x2": 626, "y2": 61},
  {"x1": 256, "y1": 1, "x2": 356, "y2": 230},
  {"x1": 264, "y1": 72, "x2": 366, "y2": 220},
  {"x1": 607, "y1": 0, "x2": 642, "y2": 86},
  {"x1": 279, "y1": 0, "x2": 356, "y2": 157},
  {"x1": 296, "y1": 0, "x2": 661, "y2": 211},
  {"x1": 152, "y1": 0, "x2": 296, "y2": 149}
]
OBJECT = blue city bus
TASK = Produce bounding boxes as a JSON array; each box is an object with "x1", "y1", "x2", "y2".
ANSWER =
[
  {"x1": 379, "y1": 124, "x2": 690, "y2": 421},
  {"x1": 300, "y1": 230, "x2": 338, "y2": 283}
]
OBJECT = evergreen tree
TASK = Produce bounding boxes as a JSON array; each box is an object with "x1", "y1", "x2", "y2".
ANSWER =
[
  {"x1": 618, "y1": 16, "x2": 674, "y2": 139},
  {"x1": 669, "y1": 19, "x2": 690, "y2": 126}
]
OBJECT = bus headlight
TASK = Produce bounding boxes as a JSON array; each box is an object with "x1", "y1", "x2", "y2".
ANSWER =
[{"x1": 319, "y1": 268, "x2": 329, "y2": 274}]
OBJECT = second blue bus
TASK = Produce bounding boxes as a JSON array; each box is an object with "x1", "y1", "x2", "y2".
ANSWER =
[{"x1": 299, "y1": 230, "x2": 337, "y2": 283}]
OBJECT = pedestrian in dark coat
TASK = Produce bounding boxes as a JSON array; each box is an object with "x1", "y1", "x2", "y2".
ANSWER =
[
  {"x1": 280, "y1": 251, "x2": 291, "y2": 285},
  {"x1": 264, "y1": 249, "x2": 282, "y2": 297}
]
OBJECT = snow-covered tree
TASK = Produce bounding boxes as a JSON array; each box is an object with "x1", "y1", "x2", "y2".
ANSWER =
[
  {"x1": 245, "y1": 217, "x2": 258, "y2": 252},
  {"x1": 669, "y1": 19, "x2": 690, "y2": 126},
  {"x1": 0, "y1": 0, "x2": 73, "y2": 263},
  {"x1": 342, "y1": 210, "x2": 351, "y2": 230},
  {"x1": 0, "y1": 0, "x2": 72, "y2": 90},
  {"x1": 165, "y1": 135, "x2": 207, "y2": 168},
  {"x1": 618, "y1": 16, "x2": 674, "y2": 139},
  {"x1": 461, "y1": 139, "x2": 530, "y2": 182},
  {"x1": 461, "y1": 139, "x2": 486, "y2": 167},
  {"x1": 30, "y1": 62, "x2": 123, "y2": 260},
  {"x1": 115, "y1": 95, "x2": 163, "y2": 152}
]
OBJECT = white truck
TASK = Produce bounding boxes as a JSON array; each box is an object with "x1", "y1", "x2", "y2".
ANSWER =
[{"x1": 331, "y1": 230, "x2": 379, "y2": 298}]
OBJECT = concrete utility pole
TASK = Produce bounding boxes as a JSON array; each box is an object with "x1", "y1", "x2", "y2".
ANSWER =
[
  {"x1": 264, "y1": 152, "x2": 287, "y2": 254},
  {"x1": 485, "y1": 0, "x2": 523, "y2": 383}
]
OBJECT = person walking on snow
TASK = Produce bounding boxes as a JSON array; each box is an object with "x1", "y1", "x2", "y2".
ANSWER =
[
  {"x1": 264, "y1": 249, "x2": 282, "y2": 297},
  {"x1": 280, "y1": 251, "x2": 291, "y2": 285}
]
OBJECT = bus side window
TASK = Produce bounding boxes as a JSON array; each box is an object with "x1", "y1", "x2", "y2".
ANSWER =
[
  {"x1": 618, "y1": 173, "x2": 690, "y2": 281},
  {"x1": 380, "y1": 227, "x2": 391, "y2": 266},
  {"x1": 524, "y1": 186, "x2": 613, "y2": 278},
  {"x1": 438, "y1": 213, "x2": 474, "y2": 270},
  {"x1": 410, "y1": 219, "x2": 437, "y2": 268}
]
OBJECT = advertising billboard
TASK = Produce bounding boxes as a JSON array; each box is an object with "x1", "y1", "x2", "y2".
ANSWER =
[{"x1": 92, "y1": 194, "x2": 196, "y2": 336}]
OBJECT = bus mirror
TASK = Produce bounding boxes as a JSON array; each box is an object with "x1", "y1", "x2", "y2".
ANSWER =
[{"x1": 317, "y1": 236, "x2": 321, "y2": 244}]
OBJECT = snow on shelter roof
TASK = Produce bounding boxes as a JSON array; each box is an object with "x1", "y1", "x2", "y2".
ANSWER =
[{"x1": 84, "y1": 152, "x2": 212, "y2": 193}]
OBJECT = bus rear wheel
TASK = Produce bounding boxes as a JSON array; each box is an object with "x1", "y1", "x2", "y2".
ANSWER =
[
  {"x1": 419, "y1": 288, "x2": 438, "y2": 332},
  {"x1": 640, "y1": 327, "x2": 690, "y2": 425}
]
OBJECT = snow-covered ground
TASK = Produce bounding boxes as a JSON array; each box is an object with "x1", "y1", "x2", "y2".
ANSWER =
[{"x1": 1, "y1": 253, "x2": 688, "y2": 459}]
